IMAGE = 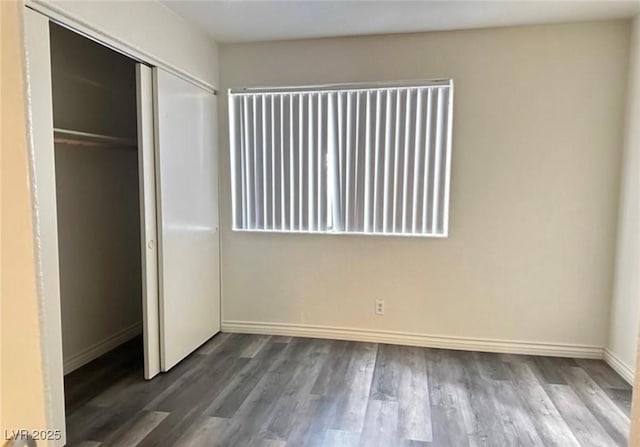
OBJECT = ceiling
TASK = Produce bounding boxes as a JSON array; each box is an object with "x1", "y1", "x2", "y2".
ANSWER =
[{"x1": 163, "y1": 0, "x2": 640, "y2": 43}]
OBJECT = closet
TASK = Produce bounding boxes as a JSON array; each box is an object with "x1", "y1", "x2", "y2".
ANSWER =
[
  {"x1": 23, "y1": 8, "x2": 220, "y2": 445},
  {"x1": 49, "y1": 22, "x2": 143, "y2": 409}
]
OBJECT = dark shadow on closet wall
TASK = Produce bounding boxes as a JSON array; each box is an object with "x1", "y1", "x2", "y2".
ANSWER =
[{"x1": 49, "y1": 23, "x2": 143, "y2": 386}]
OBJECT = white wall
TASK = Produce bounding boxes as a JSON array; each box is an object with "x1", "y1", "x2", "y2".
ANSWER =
[
  {"x1": 29, "y1": 0, "x2": 219, "y2": 88},
  {"x1": 607, "y1": 16, "x2": 640, "y2": 384},
  {"x1": 219, "y1": 21, "x2": 630, "y2": 355}
]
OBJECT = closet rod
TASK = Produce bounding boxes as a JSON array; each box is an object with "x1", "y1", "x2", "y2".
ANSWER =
[{"x1": 53, "y1": 127, "x2": 137, "y2": 148}]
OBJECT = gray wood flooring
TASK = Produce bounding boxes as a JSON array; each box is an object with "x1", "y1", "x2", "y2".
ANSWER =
[{"x1": 64, "y1": 333, "x2": 632, "y2": 447}]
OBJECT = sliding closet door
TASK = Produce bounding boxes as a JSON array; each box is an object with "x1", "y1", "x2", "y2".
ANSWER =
[
  {"x1": 153, "y1": 68, "x2": 220, "y2": 371},
  {"x1": 136, "y1": 64, "x2": 161, "y2": 379}
]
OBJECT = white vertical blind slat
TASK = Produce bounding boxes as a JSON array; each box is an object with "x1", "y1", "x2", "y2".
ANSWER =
[
  {"x1": 345, "y1": 92, "x2": 353, "y2": 231},
  {"x1": 298, "y1": 95, "x2": 304, "y2": 228},
  {"x1": 328, "y1": 92, "x2": 341, "y2": 229},
  {"x1": 279, "y1": 94, "x2": 286, "y2": 230},
  {"x1": 392, "y1": 90, "x2": 402, "y2": 233},
  {"x1": 443, "y1": 88, "x2": 454, "y2": 235},
  {"x1": 354, "y1": 92, "x2": 363, "y2": 231},
  {"x1": 401, "y1": 90, "x2": 413, "y2": 233},
  {"x1": 337, "y1": 92, "x2": 345, "y2": 225},
  {"x1": 382, "y1": 90, "x2": 393, "y2": 233},
  {"x1": 308, "y1": 94, "x2": 315, "y2": 230},
  {"x1": 432, "y1": 88, "x2": 444, "y2": 233},
  {"x1": 317, "y1": 94, "x2": 323, "y2": 230},
  {"x1": 412, "y1": 89, "x2": 424, "y2": 233},
  {"x1": 238, "y1": 99, "x2": 245, "y2": 228},
  {"x1": 262, "y1": 95, "x2": 269, "y2": 228},
  {"x1": 373, "y1": 90, "x2": 382, "y2": 232},
  {"x1": 290, "y1": 95, "x2": 296, "y2": 230},
  {"x1": 363, "y1": 91, "x2": 372, "y2": 232},
  {"x1": 253, "y1": 95, "x2": 261, "y2": 228},
  {"x1": 422, "y1": 89, "x2": 433, "y2": 234},
  {"x1": 244, "y1": 96, "x2": 254, "y2": 228},
  {"x1": 229, "y1": 97, "x2": 238, "y2": 228},
  {"x1": 271, "y1": 96, "x2": 277, "y2": 229}
]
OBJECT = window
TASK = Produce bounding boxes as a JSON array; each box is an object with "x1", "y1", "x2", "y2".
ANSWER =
[{"x1": 228, "y1": 80, "x2": 454, "y2": 237}]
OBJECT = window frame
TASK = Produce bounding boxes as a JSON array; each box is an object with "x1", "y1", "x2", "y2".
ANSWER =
[{"x1": 228, "y1": 79, "x2": 454, "y2": 238}]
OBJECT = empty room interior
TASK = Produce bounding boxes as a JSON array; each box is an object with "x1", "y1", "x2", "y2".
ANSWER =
[{"x1": 6, "y1": 0, "x2": 640, "y2": 446}]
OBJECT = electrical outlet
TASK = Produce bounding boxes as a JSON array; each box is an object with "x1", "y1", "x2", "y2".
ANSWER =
[{"x1": 375, "y1": 299, "x2": 385, "y2": 315}]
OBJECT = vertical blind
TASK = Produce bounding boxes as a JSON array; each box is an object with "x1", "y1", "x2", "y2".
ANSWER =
[{"x1": 229, "y1": 80, "x2": 454, "y2": 236}]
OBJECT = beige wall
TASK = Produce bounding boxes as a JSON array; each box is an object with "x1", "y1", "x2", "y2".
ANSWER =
[
  {"x1": 1, "y1": 0, "x2": 49, "y2": 439},
  {"x1": 608, "y1": 16, "x2": 640, "y2": 383},
  {"x1": 219, "y1": 21, "x2": 630, "y2": 350},
  {"x1": 621, "y1": 13, "x2": 640, "y2": 447}
]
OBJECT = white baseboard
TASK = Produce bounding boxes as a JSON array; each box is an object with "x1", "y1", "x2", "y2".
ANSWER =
[
  {"x1": 222, "y1": 320, "x2": 603, "y2": 359},
  {"x1": 603, "y1": 348, "x2": 635, "y2": 385},
  {"x1": 63, "y1": 322, "x2": 142, "y2": 374}
]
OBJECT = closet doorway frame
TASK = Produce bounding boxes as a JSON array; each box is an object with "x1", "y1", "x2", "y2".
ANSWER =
[{"x1": 22, "y1": 3, "x2": 218, "y2": 446}]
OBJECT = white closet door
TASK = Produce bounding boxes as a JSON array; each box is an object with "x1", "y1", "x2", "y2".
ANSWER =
[
  {"x1": 136, "y1": 64, "x2": 161, "y2": 379},
  {"x1": 153, "y1": 68, "x2": 220, "y2": 371}
]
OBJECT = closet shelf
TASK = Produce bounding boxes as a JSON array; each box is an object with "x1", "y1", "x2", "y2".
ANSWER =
[{"x1": 54, "y1": 128, "x2": 137, "y2": 149}]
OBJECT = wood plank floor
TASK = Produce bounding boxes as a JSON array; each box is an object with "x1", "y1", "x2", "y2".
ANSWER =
[{"x1": 64, "y1": 333, "x2": 632, "y2": 447}]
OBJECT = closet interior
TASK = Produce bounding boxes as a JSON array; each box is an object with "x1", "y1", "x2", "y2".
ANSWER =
[{"x1": 49, "y1": 22, "x2": 144, "y2": 412}]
